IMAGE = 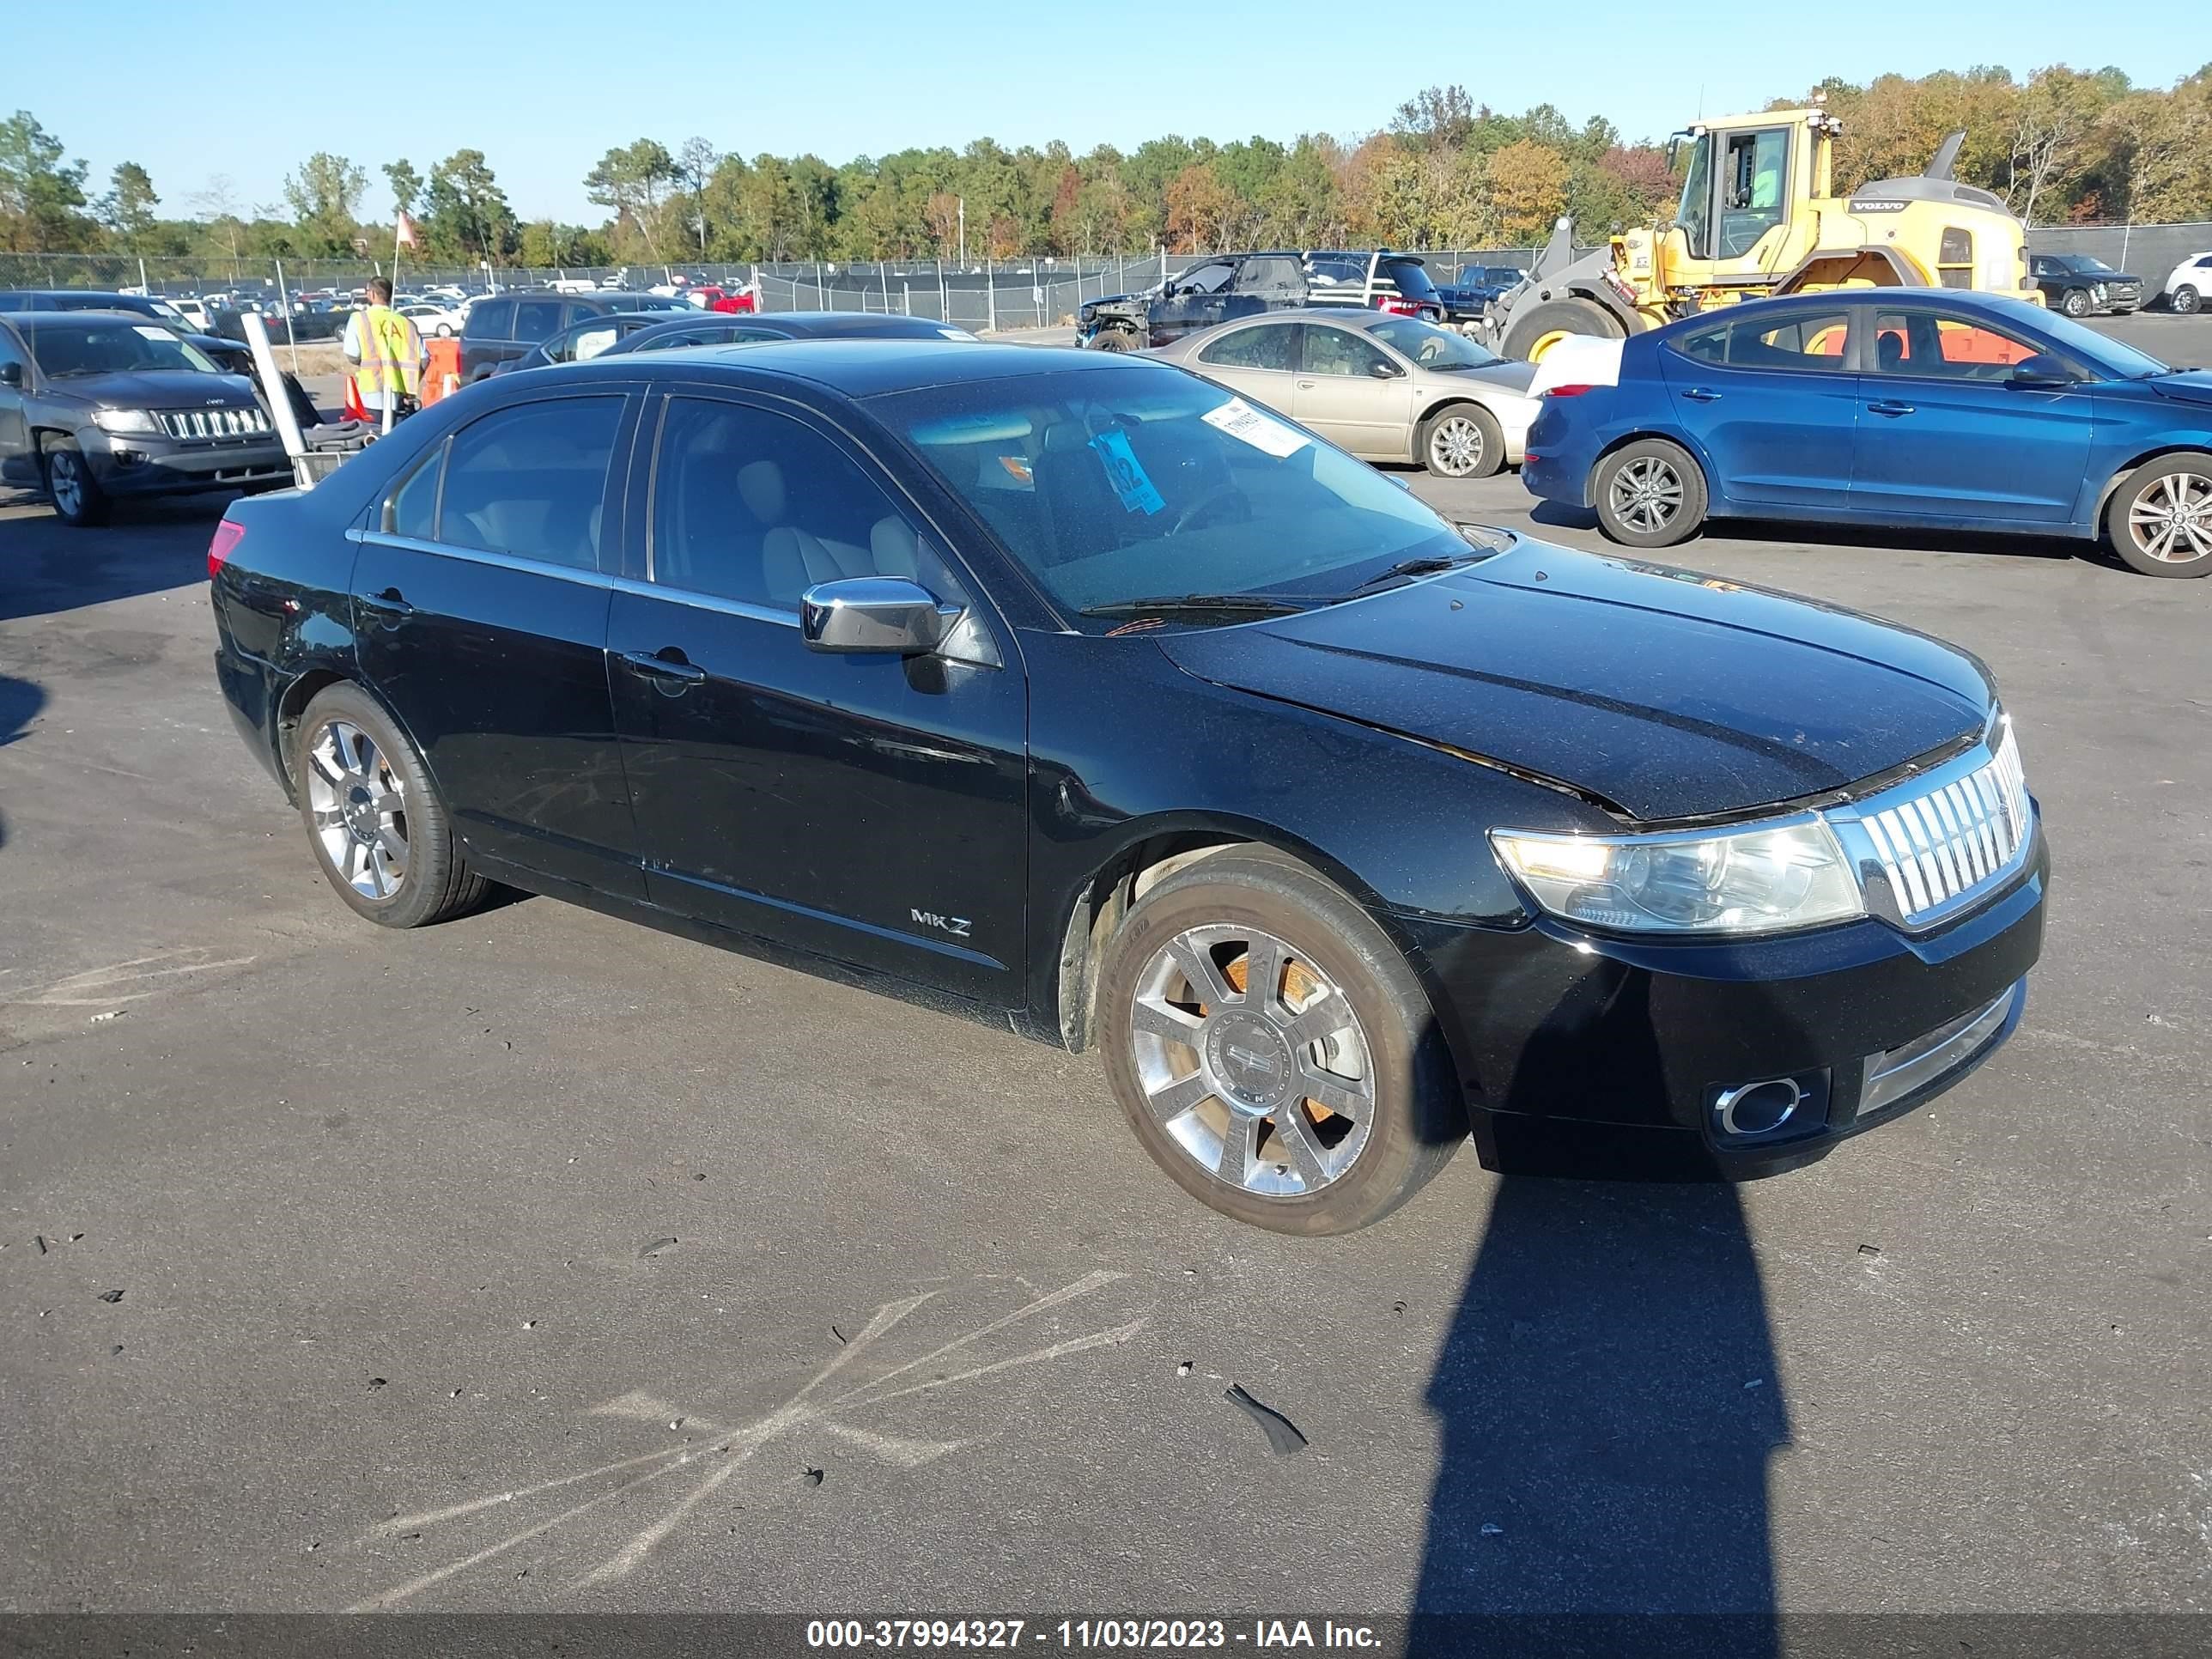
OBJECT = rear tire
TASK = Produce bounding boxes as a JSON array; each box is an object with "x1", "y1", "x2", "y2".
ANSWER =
[
  {"x1": 1593, "y1": 437, "x2": 1708, "y2": 548},
  {"x1": 1419, "y1": 402, "x2": 1506, "y2": 479},
  {"x1": 2173, "y1": 285, "x2": 2202, "y2": 316},
  {"x1": 1500, "y1": 295, "x2": 1622, "y2": 364},
  {"x1": 293, "y1": 683, "x2": 489, "y2": 927},
  {"x1": 1096, "y1": 848, "x2": 1464, "y2": 1235},
  {"x1": 2105, "y1": 453, "x2": 2212, "y2": 577},
  {"x1": 42, "y1": 440, "x2": 108, "y2": 527}
]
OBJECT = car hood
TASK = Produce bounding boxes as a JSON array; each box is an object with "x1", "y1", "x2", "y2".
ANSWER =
[
  {"x1": 2145, "y1": 370, "x2": 2212, "y2": 408},
  {"x1": 1157, "y1": 540, "x2": 1992, "y2": 823},
  {"x1": 50, "y1": 369, "x2": 256, "y2": 408}
]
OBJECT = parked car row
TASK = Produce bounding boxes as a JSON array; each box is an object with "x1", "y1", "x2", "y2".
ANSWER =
[{"x1": 1077, "y1": 250, "x2": 1445, "y2": 352}]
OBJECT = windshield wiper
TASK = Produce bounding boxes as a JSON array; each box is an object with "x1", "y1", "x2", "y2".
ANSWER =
[
  {"x1": 1079, "y1": 593, "x2": 1310, "y2": 619},
  {"x1": 1341, "y1": 553, "x2": 1484, "y2": 596}
]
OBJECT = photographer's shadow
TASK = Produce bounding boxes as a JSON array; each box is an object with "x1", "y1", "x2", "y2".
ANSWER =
[{"x1": 1413, "y1": 1174, "x2": 1785, "y2": 1653}]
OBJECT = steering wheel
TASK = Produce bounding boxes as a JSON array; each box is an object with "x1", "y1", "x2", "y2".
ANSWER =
[{"x1": 1166, "y1": 484, "x2": 1248, "y2": 538}]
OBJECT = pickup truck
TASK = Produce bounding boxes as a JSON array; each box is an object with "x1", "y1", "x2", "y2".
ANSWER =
[{"x1": 1076, "y1": 251, "x2": 1438, "y2": 350}]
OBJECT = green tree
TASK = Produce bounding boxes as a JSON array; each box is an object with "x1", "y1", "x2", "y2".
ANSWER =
[
  {"x1": 422, "y1": 149, "x2": 515, "y2": 264},
  {"x1": 0, "y1": 110, "x2": 94, "y2": 252},
  {"x1": 283, "y1": 151, "x2": 368, "y2": 255},
  {"x1": 382, "y1": 158, "x2": 424, "y2": 218},
  {"x1": 585, "y1": 139, "x2": 682, "y2": 261},
  {"x1": 98, "y1": 161, "x2": 161, "y2": 250}
]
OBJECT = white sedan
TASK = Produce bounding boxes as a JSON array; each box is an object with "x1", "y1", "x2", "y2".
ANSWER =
[
  {"x1": 2160, "y1": 251, "x2": 2212, "y2": 315},
  {"x1": 398, "y1": 301, "x2": 466, "y2": 338}
]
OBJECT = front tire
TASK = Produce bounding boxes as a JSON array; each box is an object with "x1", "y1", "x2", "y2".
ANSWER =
[
  {"x1": 1097, "y1": 848, "x2": 1464, "y2": 1235},
  {"x1": 43, "y1": 440, "x2": 108, "y2": 527},
  {"x1": 2106, "y1": 454, "x2": 2212, "y2": 577},
  {"x1": 1593, "y1": 437, "x2": 1708, "y2": 548},
  {"x1": 293, "y1": 683, "x2": 489, "y2": 927},
  {"x1": 1091, "y1": 327, "x2": 1139, "y2": 353},
  {"x1": 1419, "y1": 402, "x2": 1506, "y2": 479},
  {"x1": 2061, "y1": 288, "x2": 2092, "y2": 318},
  {"x1": 1500, "y1": 295, "x2": 1622, "y2": 364}
]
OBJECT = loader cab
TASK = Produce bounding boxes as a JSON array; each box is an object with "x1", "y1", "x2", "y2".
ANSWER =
[{"x1": 1668, "y1": 112, "x2": 1835, "y2": 281}]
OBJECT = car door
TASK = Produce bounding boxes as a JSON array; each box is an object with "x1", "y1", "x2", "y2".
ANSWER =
[
  {"x1": 605, "y1": 391, "x2": 1028, "y2": 1002},
  {"x1": 0, "y1": 323, "x2": 31, "y2": 480},
  {"x1": 1291, "y1": 323, "x2": 1413, "y2": 458},
  {"x1": 351, "y1": 388, "x2": 645, "y2": 896},
  {"x1": 1150, "y1": 262, "x2": 1234, "y2": 344},
  {"x1": 1848, "y1": 304, "x2": 2094, "y2": 524},
  {"x1": 1656, "y1": 307, "x2": 1859, "y2": 508},
  {"x1": 1189, "y1": 320, "x2": 1302, "y2": 418}
]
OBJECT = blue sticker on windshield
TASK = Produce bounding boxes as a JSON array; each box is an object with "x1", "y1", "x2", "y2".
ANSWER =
[{"x1": 1089, "y1": 428, "x2": 1165, "y2": 516}]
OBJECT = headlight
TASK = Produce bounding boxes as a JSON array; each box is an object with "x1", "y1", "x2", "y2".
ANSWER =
[
  {"x1": 93, "y1": 408, "x2": 158, "y2": 434},
  {"x1": 1491, "y1": 817, "x2": 1864, "y2": 937}
]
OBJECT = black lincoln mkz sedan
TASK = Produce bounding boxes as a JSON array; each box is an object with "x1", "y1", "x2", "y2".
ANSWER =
[{"x1": 209, "y1": 342, "x2": 2047, "y2": 1233}]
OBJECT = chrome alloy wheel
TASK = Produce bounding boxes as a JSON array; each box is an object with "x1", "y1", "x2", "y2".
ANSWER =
[
  {"x1": 46, "y1": 451, "x2": 86, "y2": 519},
  {"x1": 304, "y1": 718, "x2": 409, "y2": 899},
  {"x1": 1427, "y1": 413, "x2": 1487, "y2": 477},
  {"x1": 1607, "y1": 454, "x2": 1683, "y2": 533},
  {"x1": 1127, "y1": 925, "x2": 1376, "y2": 1197},
  {"x1": 2127, "y1": 467, "x2": 2212, "y2": 564}
]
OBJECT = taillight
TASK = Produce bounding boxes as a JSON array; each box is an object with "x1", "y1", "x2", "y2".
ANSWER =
[
  {"x1": 208, "y1": 517, "x2": 246, "y2": 581},
  {"x1": 1543, "y1": 384, "x2": 1597, "y2": 398}
]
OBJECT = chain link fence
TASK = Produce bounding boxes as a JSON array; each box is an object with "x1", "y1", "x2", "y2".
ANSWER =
[{"x1": 7, "y1": 223, "x2": 2210, "y2": 327}]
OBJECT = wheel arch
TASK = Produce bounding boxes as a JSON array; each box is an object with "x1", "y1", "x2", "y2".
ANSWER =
[
  {"x1": 1588, "y1": 425, "x2": 1717, "y2": 503},
  {"x1": 1048, "y1": 817, "x2": 1392, "y2": 1054},
  {"x1": 2090, "y1": 443, "x2": 2212, "y2": 532},
  {"x1": 1408, "y1": 395, "x2": 1496, "y2": 465},
  {"x1": 272, "y1": 669, "x2": 439, "y2": 811}
]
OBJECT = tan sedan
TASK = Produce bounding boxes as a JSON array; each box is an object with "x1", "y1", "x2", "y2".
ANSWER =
[{"x1": 1147, "y1": 308, "x2": 1540, "y2": 478}]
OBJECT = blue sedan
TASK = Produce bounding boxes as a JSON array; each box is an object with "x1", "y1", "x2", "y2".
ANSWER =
[{"x1": 1522, "y1": 289, "x2": 2212, "y2": 577}]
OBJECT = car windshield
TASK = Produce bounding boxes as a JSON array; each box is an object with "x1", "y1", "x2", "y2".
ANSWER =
[
  {"x1": 2070, "y1": 257, "x2": 2118, "y2": 275},
  {"x1": 25, "y1": 320, "x2": 218, "y2": 376},
  {"x1": 1368, "y1": 316, "x2": 1504, "y2": 369},
  {"x1": 875, "y1": 366, "x2": 1474, "y2": 627}
]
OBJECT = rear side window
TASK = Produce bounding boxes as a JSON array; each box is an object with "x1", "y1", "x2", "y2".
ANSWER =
[
  {"x1": 1198, "y1": 323, "x2": 1297, "y2": 371},
  {"x1": 1233, "y1": 257, "x2": 1304, "y2": 297},
  {"x1": 1674, "y1": 310, "x2": 1850, "y2": 371},
  {"x1": 465, "y1": 298, "x2": 513, "y2": 338},
  {"x1": 382, "y1": 441, "x2": 444, "y2": 539},
  {"x1": 435, "y1": 397, "x2": 623, "y2": 569},
  {"x1": 512, "y1": 300, "x2": 562, "y2": 343}
]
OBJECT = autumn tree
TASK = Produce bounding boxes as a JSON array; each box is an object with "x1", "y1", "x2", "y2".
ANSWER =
[{"x1": 1487, "y1": 140, "x2": 1571, "y2": 240}]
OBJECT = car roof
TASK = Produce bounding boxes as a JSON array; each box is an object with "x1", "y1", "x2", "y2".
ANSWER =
[
  {"x1": 3, "y1": 307, "x2": 160, "y2": 325},
  {"x1": 560, "y1": 337, "x2": 1146, "y2": 398}
]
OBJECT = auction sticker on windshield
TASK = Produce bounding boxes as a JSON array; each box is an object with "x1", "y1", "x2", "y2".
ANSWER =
[
  {"x1": 1090, "y1": 428, "x2": 1166, "y2": 514},
  {"x1": 1203, "y1": 396, "x2": 1310, "y2": 458},
  {"x1": 133, "y1": 325, "x2": 174, "y2": 342}
]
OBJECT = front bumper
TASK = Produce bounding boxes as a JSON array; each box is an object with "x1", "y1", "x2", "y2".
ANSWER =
[
  {"x1": 1399, "y1": 830, "x2": 2047, "y2": 1181},
  {"x1": 82, "y1": 427, "x2": 290, "y2": 496}
]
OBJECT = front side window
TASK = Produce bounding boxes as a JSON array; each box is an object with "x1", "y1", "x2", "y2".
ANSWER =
[
  {"x1": 876, "y1": 368, "x2": 1469, "y2": 627},
  {"x1": 466, "y1": 299, "x2": 513, "y2": 338},
  {"x1": 511, "y1": 299, "x2": 562, "y2": 343},
  {"x1": 1175, "y1": 263, "x2": 1233, "y2": 295},
  {"x1": 1673, "y1": 309, "x2": 1850, "y2": 372},
  {"x1": 1368, "y1": 316, "x2": 1503, "y2": 369},
  {"x1": 1675, "y1": 133, "x2": 1713, "y2": 258},
  {"x1": 1869, "y1": 309, "x2": 2056, "y2": 381},
  {"x1": 1300, "y1": 327, "x2": 1391, "y2": 379},
  {"x1": 1233, "y1": 257, "x2": 1304, "y2": 298},
  {"x1": 1197, "y1": 324, "x2": 1297, "y2": 372},
  {"x1": 434, "y1": 397, "x2": 623, "y2": 569},
  {"x1": 650, "y1": 396, "x2": 953, "y2": 612},
  {"x1": 0, "y1": 327, "x2": 28, "y2": 380}
]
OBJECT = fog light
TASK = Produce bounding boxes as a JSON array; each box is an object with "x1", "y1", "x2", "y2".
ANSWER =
[
  {"x1": 113, "y1": 449, "x2": 146, "y2": 467},
  {"x1": 1712, "y1": 1077, "x2": 1803, "y2": 1139}
]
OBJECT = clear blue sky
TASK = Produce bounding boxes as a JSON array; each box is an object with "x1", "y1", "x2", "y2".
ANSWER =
[{"x1": 9, "y1": 3, "x2": 2187, "y2": 224}]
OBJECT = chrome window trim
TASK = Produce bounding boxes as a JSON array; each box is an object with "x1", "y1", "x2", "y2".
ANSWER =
[
  {"x1": 356, "y1": 532, "x2": 614, "y2": 588},
  {"x1": 608, "y1": 573, "x2": 799, "y2": 629}
]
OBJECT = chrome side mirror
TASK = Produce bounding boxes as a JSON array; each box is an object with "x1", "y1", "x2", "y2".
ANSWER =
[{"x1": 800, "y1": 576, "x2": 961, "y2": 655}]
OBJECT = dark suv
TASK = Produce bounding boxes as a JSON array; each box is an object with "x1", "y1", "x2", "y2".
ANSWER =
[
  {"x1": 2028, "y1": 252, "x2": 2143, "y2": 318},
  {"x1": 1077, "y1": 252, "x2": 1309, "y2": 350},
  {"x1": 459, "y1": 290, "x2": 688, "y2": 380}
]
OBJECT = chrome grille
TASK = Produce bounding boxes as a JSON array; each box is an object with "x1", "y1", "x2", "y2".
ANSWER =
[
  {"x1": 1836, "y1": 724, "x2": 2032, "y2": 927},
  {"x1": 155, "y1": 406, "x2": 271, "y2": 441}
]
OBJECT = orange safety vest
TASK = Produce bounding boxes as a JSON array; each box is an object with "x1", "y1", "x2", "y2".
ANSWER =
[{"x1": 350, "y1": 305, "x2": 422, "y2": 398}]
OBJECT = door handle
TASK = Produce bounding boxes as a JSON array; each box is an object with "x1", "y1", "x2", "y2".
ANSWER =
[
  {"x1": 618, "y1": 647, "x2": 707, "y2": 685},
  {"x1": 1680, "y1": 386, "x2": 1722, "y2": 403},
  {"x1": 1867, "y1": 400, "x2": 1917, "y2": 416},
  {"x1": 1297, "y1": 380, "x2": 1315, "y2": 389},
  {"x1": 359, "y1": 586, "x2": 416, "y2": 617}
]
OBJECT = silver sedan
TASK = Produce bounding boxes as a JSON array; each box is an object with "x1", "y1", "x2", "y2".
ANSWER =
[{"x1": 1147, "y1": 308, "x2": 1540, "y2": 478}]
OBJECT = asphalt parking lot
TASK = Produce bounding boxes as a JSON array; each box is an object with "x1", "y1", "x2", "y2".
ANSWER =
[{"x1": 2, "y1": 315, "x2": 2209, "y2": 1626}]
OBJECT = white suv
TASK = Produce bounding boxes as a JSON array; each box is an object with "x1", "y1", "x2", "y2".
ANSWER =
[{"x1": 2161, "y1": 251, "x2": 2212, "y2": 314}]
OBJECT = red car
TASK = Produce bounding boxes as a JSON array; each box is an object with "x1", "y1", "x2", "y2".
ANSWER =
[{"x1": 684, "y1": 285, "x2": 758, "y2": 315}]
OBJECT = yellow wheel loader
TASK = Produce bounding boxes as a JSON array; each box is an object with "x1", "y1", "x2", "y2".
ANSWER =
[{"x1": 1477, "y1": 107, "x2": 2038, "y2": 362}]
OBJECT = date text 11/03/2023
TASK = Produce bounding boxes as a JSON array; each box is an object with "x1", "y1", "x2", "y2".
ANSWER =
[{"x1": 805, "y1": 1620, "x2": 1384, "y2": 1650}]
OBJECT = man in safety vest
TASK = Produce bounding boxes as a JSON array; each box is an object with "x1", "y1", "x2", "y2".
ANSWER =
[{"x1": 342, "y1": 277, "x2": 424, "y2": 429}]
